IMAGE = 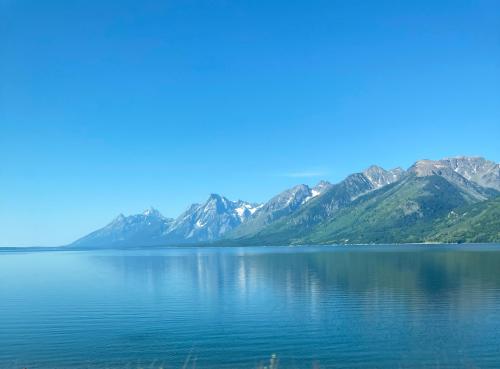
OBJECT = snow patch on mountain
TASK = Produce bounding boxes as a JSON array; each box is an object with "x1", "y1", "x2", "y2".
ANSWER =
[
  {"x1": 362, "y1": 165, "x2": 405, "y2": 189},
  {"x1": 164, "y1": 194, "x2": 262, "y2": 242}
]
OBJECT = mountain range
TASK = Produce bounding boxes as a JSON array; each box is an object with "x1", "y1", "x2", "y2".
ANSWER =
[{"x1": 70, "y1": 156, "x2": 500, "y2": 248}]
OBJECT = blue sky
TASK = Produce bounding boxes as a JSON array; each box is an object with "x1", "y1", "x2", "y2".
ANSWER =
[{"x1": 1, "y1": 0, "x2": 499, "y2": 246}]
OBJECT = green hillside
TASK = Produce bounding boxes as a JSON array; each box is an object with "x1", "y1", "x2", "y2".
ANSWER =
[
  {"x1": 231, "y1": 173, "x2": 377, "y2": 244},
  {"x1": 229, "y1": 175, "x2": 500, "y2": 245},
  {"x1": 300, "y1": 175, "x2": 482, "y2": 244},
  {"x1": 429, "y1": 196, "x2": 500, "y2": 243}
]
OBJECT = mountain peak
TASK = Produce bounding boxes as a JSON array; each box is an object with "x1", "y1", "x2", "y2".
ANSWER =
[
  {"x1": 410, "y1": 159, "x2": 460, "y2": 178},
  {"x1": 111, "y1": 213, "x2": 126, "y2": 224},
  {"x1": 164, "y1": 194, "x2": 260, "y2": 242},
  {"x1": 435, "y1": 156, "x2": 499, "y2": 190},
  {"x1": 70, "y1": 155, "x2": 500, "y2": 248},
  {"x1": 364, "y1": 164, "x2": 385, "y2": 173},
  {"x1": 310, "y1": 180, "x2": 332, "y2": 198},
  {"x1": 143, "y1": 207, "x2": 162, "y2": 217},
  {"x1": 362, "y1": 165, "x2": 404, "y2": 189},
  {"x1": 408, "y1": 157, "x2": 500, "y2": 197},
  {"x1": 205, "y1": 194, "x2": 231, "y2": 211},
  {"x1": 207, "y1": 193, "x2": 230, "y2": 204},
  {"x1": 314, "y1": 180, "x2": 331, "y2": 188}
]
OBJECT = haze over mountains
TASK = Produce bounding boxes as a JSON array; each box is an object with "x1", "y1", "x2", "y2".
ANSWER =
[
  {"x1": 70, "y1": 156, "x2": 500, "y2": 248},
  {"x1": 72, "y1": 195, "x2": 261, "y2": 247}
]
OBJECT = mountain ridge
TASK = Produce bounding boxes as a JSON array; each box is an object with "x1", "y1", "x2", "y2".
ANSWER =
[{"x1": 69, "y1": 156, "x2": 500, "y2": 248}]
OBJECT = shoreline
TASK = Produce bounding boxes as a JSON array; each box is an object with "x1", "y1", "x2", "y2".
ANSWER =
[{"x1": 1, "y1": 241, "x2": 499, "y2": 252}]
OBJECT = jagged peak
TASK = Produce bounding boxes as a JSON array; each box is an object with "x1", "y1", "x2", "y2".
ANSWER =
[
  {"x1": 290, "y1": 183, "x2": 311, "y2": 192},
  {"x1": 363, "y1": 164, "x2": 387, "y2": 174},
  {"x1": 111, "y1": 213, "x2": 126, "y2": 223},
  {"x1": 409, "y1": 156, "x2": 500, "y2": 191},
  {"x1": 410, "y1": 158, "x2": 461, "y2": 174},
  {"x1": 314, "y1": 180, "x2": 331, "y2": 188},
  {"x1": 440, "y1": 156, "x2": 499, "y2": 170},
  {"x1": 208, "y1": 193, "x2": 222, "y2": 200},
  {"x1": 361, "y1": 164, "x2": 404, "y2": 189},
  {"x1": 143, "y1": 207, "x2": 162, "y2": 217},
  {"x1": 205, "y1": 193, "x2": 231, "y2": 209},
  {"x1": 412, "y1": 156, "x2": 497, "y2": 168}
]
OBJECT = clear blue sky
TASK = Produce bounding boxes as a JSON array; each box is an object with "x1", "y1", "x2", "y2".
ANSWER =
[{"x1": 1, "y1": 0, "x2": 499, "y2": 246}]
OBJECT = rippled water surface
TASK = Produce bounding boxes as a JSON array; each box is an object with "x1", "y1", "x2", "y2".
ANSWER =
[{"x1": 1, "y1": 245, "x2": 500, "y2": 369}]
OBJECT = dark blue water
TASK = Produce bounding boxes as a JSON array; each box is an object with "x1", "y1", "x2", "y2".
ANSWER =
[{"x1": 1, "y1": 245, "x2": 500, "y2": 369}]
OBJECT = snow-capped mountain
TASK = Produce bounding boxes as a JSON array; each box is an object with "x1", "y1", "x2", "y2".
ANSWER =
[
  {"x1": 408, "y1": 157, "x2": 500, "y2": 190},
  {"x1": 68, "y1": 156, "x2": 499, "y2": 248},
  {"x1": 438, "y1": 157, "x2": 500, "y2": 191},
  {"x1": 164, "y1": 194, "x2": 262, "y2": 242},
  {"x1": 362, "y1": 165, "x2": 406, "y2": 189},
  {"x1": 70, "y1": 196, "x2": 261, "y2": 247},
  {"x1": 303, "y1": 180, "x2": 333, "y2": 202},
  {"x1": 408, "y1": 159, "x2": 497, "y2": 200},
  {"x1": 257, "y1": 181, "x2": 332, "y2": 216},
  {"x1": 71, "y1": 207, "x2": 174, "y2": 248},
  {"x1": 229, "y1": 181, "x2": 332, "y2": 238}
]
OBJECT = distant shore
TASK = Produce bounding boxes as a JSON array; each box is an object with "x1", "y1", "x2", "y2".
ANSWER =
[{"x1": 2, "y1": 242, "x2": 500, "y2": 253}]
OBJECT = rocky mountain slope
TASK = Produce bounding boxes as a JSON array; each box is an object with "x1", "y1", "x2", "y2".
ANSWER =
[
  {"x1": 228, "y1": 181, "x2": 332, "y2": 238},
  {"x1": 227, "y1": 158, "x2": 499, "y2": 245},
  {"x1": 70, "y1": 156, "x2": 500, "y2": 247},
  {"x1": 228, "y1": 165, "x2": 407, "y2": 244},
  {"x1": 299, "y1": 173, "x2": 497, "y2": 245},
  {"x1": 71, "y1": 208, "x2": 174, "y2": 248},
  {"x1": 436, "y1": 157, "x2": 500, "y2": 191},
  {"x1": 71, "y1": 196, "x2": 261, "y2": 248},
  {"x1": 165, "y1": 194, "x2": 261, "y2": 243}
]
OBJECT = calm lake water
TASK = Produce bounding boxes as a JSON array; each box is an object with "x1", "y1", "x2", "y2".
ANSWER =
[{"x1": 1, "y1": 245, "x2": 500, "y2": 369}]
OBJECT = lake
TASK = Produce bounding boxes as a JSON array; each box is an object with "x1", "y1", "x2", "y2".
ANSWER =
[{"x1": 1, "y1": 245, "x2": 500, "y2": 369}]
